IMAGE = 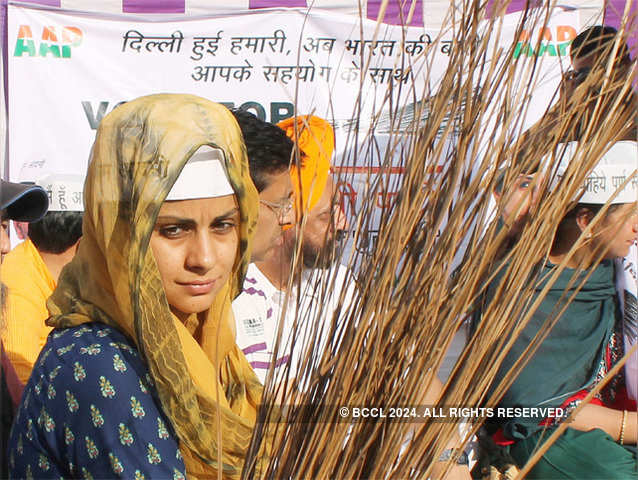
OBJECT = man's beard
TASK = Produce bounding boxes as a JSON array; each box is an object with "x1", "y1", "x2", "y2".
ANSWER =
[{"x1": 301, "y1": 230, "x2": 347, "y2": 270}]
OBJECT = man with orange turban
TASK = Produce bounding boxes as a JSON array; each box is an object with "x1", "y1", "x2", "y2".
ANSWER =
[
  {"x1": 233, "y1": 115, "x2": 355, "y2": 385},
  {"x1": 281, "y1": 115, "x2": 333, "y2": 216}
]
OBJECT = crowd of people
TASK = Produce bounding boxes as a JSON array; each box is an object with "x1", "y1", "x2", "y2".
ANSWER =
[{"x1": 0, "y1": 24, "x2": 636, "y2": 479}]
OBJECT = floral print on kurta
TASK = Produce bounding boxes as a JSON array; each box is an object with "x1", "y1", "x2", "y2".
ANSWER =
[{"x1": 9, "y1": 323, "x2": 186, "y2": 478}]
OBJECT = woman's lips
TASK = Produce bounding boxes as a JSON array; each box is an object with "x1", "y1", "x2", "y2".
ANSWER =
[{"x1": 178, "y1": 279, "x2": 216, "y2": 295}]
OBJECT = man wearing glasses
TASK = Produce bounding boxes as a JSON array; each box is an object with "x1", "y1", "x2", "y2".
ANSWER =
[
  {"x1": 230, "y1": 109, "x2": 298, "y2": 384},
  {"x1": 514, "y1": 25, "x2": 636, "y2": 167},
  {"x1": 562, "y1": 25, "x2": 635, "y2": 140},
  {"x1": 231, "y1": 109, "x2": 296, "y2": 262},
  {"x1": 233, "y1": 114, "x2": 353, "y2": 385}
]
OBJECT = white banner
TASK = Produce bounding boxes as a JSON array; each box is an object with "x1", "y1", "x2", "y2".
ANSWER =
[
  {"x1": 7, "y1": 5, "x2": 580, "y2": 247},
  {"x1": 7, "y1": 6, "x2": 435, "y2": 176},
  {"x1": 8, "y1": 5, "x2": 579, "y2": 176}
]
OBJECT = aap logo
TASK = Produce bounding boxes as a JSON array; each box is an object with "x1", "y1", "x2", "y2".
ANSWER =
[
  {"x1": 14, "y1": 25, "x2": 83, "y2": 58},
  {"x1": 514, "y1": 25, "x2": 577, "y2": 59}
]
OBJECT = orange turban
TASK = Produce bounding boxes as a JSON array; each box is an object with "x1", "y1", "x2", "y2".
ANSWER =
[{"x1": 277, "y1": 115, "x2": 334, "y2": 214}]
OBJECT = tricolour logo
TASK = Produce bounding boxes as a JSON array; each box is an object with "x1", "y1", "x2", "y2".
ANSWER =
[
  {"x1": 14, "y1": 25, "x2": 83, "y2": 58},
  {"x1": 514, "y1": 26, "x2": 577, "y2": 58}
]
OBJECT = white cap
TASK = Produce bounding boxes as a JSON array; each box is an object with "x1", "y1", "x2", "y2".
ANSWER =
[
  {"x1": 554, "y1": 141, "x2": 637, "y2": 205},
  {"x1": 16, "y1": 159, "x2": 85, "y2": 213},
  {"x1": 165, "y1": 146, "x2": 234, "y2": 201},
  {"x1": 36, "y1": 174, "x2": 84, "y2": 212}
]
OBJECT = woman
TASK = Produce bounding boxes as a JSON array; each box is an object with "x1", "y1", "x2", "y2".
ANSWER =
[
  {"x1": 480, "y1": 141, "x2": 638, "y2": 478},
  {"x1": 8, "y1": 94, "x2": 263, "y2": 479}
]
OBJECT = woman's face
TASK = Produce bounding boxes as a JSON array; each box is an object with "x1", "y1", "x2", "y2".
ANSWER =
[
  {"x1": 594, "y1": 203, "x2": 638, "y2": 259},
  {"x1": 150, "y1": 195, "x2": 239, "y2": 322}
]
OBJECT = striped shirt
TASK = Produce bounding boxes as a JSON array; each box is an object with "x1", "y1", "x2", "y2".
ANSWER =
[{"x1": 233, "y1": 263, "x2": 355, "y2": 384}]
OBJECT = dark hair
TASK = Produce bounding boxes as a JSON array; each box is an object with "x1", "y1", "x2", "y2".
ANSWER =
[
  {"x1": 570, "y1": 25, "x2": 631, "y2": 65},
  {"x1": 552, "y1": 202, "x2": 622, "y2": 249},
  {"x1": 231, "y1": 109, "x2": 294, "y2": 192},
  {"x1": 28, "y1": 211, "x2": 83, "y2": 254},
  {"x1": 561, "y1": 202, "x2": 620, "y2": 221}
]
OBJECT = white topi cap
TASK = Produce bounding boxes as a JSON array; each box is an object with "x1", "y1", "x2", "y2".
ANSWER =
[
  {"x1": 36, "y1": 174, "x2": 84, "y2": 212},
  {"x1": 165, "y1": 146, "x2": 234, "y2": 201},
  {"x1": 16, "y1": 159, "x2": 85, "y2": 212},
  {"x1": 554, "y1": 141, "x2": 638, "y2": 205}
]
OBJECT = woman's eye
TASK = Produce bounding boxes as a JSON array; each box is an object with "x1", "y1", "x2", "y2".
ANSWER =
[
  {"x1": 518, "y1": 176, "x2": 534, "y2": 189},
  {"x1": 159, "y1": 225, "x2": 186, "y2": 238},
  {"x1": 212, "y1": 221, "x2": 236, "y2": 233}
]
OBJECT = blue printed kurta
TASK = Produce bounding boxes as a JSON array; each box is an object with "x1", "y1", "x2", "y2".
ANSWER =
[{"x1": 8, "y1": 323, "x2": 187, "y2": 479}]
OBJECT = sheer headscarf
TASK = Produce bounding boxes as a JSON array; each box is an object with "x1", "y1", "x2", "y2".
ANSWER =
[{"x1": 47, "y1": 94, "x2": 262, "y2": 478}]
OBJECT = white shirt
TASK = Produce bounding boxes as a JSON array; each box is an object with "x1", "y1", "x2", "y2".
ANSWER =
[
  {"x1": 617, "y1": 243, "x2": 637, "y2": 401},
  {"x1": 233, "y1": 263, "x2": 356, "y2": 384}
]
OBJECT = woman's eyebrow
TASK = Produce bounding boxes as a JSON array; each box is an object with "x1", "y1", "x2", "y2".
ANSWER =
[
  {"x1": 156, "y1": 208, "x2": 239, "y2": 225},
  {"x1": 155, "y1": 216, "x2": 195, "y2": 224},
  {"x1": 214, "y1": 208, "x2": 240, "y2": 221}
]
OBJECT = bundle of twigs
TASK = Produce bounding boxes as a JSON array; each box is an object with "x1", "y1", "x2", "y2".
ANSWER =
[{"x1": 243, "y1": 1, "x2": 637, "y2": 478}]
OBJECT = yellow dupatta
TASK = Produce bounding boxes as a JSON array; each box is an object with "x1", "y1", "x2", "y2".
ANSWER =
[{"x1": 46, "y1": 94, "x2": 263, "y2": 478}]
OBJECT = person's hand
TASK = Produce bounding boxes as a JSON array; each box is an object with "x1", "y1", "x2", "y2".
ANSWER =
[{"x1": 431, "y1": 462, "x2": 472, "y2": 480}]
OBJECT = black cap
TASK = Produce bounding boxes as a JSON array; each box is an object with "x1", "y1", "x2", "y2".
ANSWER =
[{"x1": 0, "y1": 180, "x2": 49, "y2": 222}]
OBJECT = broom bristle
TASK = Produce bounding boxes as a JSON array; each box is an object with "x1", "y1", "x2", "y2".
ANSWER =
[{"x1": 243, "y1": 1, "x2": 637, "y2": 478}]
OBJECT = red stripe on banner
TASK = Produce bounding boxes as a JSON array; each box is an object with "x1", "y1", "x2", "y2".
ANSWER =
[
  {"x1": 249, "y1": 0, "x2": 307, "y2": 8},
  {"x1": 367, "y1": 0, "x2": 423, "y2": 26},
  {"x1": 123, "y1": 0, "x2": 185, "y2": 13}
]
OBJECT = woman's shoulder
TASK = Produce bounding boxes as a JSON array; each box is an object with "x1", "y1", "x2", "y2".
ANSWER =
[
  {"x1": 30, "y1": 323, "x2": 146, "y2": 391},
  {"x1": 45, "y1": 322, "x2": 136, "y2": 353},
  {"x1": 9, "y1": 323, "x2": 187, "y2": 479},
  {"x1": 35, "y1": 323, "x2": 149, "y2": 392}
]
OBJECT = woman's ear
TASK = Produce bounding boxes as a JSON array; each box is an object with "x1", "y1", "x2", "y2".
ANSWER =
[{"x1": 574, "y1": 207, "x2": 594, "y2": 234}]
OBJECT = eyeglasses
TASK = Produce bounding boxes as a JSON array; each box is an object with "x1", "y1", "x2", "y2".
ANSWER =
[
  {"x1": 260, "y1": 198, "x2": 294, "y2": 220},
  {"x1": 564, "y1": 66, "x2": 591, "y2": 84}
]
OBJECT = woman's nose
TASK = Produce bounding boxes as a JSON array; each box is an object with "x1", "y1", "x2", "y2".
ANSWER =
[{"x1": 185, "y1": 231, "x2": 215, "y2": 273}]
